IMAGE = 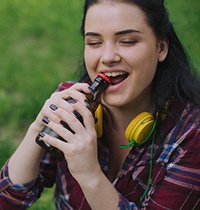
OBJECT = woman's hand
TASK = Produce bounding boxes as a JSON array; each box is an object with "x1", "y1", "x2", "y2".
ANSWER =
[
  {"x1": 37, "y1": 82, "x2": 101, "y2": 182},
  {"x1": 33, "y1": 83, "x2": 89, "y2": 130}
]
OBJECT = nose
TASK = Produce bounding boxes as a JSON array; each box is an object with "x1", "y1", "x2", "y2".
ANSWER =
[{"x1": 100, "y1": 43, "x2": 121, "y2": 66}]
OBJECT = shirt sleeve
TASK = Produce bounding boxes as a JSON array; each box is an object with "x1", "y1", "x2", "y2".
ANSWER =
[
  {"x1": 0, "y1": 151, "x2": 57, "y2": 209},
  {"x1": 0, "y1": 160, "x2": 37, "y2": 209}
]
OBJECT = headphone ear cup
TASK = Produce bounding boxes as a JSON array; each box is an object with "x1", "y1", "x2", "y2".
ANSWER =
[
  {"x1": 125, "y1": 112, "x2": 155, "y2": 144},
  {"x1": 94, "y1": 104, "x2": 103, "y2": 138}
]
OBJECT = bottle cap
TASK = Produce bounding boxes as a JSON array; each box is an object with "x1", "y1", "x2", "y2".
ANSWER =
[{"x1": 98, "y1": 73, "x2": 111, "y2": 83}]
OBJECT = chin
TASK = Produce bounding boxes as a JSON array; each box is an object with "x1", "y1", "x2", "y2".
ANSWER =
[{"x1": 102, "y1": 96, "x2": 125, "y2": 108}]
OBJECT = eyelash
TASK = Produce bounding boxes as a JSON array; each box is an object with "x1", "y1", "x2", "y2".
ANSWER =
[
  {"x1": 86, "y1": 42, "x2": 101, "y2": 46},
  {"x1": 85, "y1": 39, "x2": 138, "y2": 47},
  {"x1": 119, "y1": 40, "x2": 137, "y2": 45}
]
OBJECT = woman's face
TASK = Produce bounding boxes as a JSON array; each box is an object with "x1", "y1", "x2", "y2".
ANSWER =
[{"x1": 84, "y1": 2, "x2": 168, "y2": 109}]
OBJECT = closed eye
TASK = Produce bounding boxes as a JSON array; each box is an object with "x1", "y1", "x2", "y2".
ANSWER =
[
  {"x1": 119, "y1": 39, "x2": 137, "y2": 45},
  {"x1": 86, "y1": 41, "x2": 102, "y2": 46}
]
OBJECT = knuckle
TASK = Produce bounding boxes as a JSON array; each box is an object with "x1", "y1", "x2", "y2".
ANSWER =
[
  {"x1": 84, "y1": 133, "x2": 95, "y2": 145},
  {"x1": 50, "y1": 92, "x2": 57, "y2": 99},
  {"x1": 67, "y1": 146, "x2": 76, "y2": 156},
  {"x1": 57, "y1": 108, "x2": 65, "y2": 116}
]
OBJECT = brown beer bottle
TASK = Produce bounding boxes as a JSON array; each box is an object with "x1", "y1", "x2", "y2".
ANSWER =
[{"x1": 35, "y1": 73, "x2": 110, "y2": 161}]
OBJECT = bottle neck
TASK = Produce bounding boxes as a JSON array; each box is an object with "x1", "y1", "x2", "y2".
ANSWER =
[{"x1": 86, "y1": 75, "x2": 110, "y2": 113}]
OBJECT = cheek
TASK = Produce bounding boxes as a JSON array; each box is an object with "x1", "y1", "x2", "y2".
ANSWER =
[
  {"x1": 128, "y1": 44, "x2": 159, "y2": 73},
  {"x1": 84, "y1": 49, "x2": 100, "y2": 81},
  {"x1": 126, "y1": 47, "x2": 158, "y2": 88},
  {"x1": 84, "y1": 48, "x2": 98, "y2": 71}
]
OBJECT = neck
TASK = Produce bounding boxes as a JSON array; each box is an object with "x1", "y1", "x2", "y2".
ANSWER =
[
  {"x1": 103, "y1": 84, "x2": 154, "y2": 130},
  {"x1": 105, "y1": 98, "x2": 154, "y2": 131}
]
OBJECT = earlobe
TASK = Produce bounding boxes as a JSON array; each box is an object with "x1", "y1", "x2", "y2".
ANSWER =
[{"x1": 158, "y1": 38, "x2": 169, "y2": 62}]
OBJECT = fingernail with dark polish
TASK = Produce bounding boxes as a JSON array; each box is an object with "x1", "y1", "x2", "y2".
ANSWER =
[
  {"x1": 73, "y1": 110, "x2": 81, "y2": 118},
  {"x1": 87, "y1": 87, "x2": 93, "y2": 93},
  {"x1": 60, "y1": 120, "x2": 68, "y2": 128},
  {"x1": 73, "y1": 110, "x2": 83, "y2": 124},
  {"x1": 42, "y1": 117, "x2": 50, "y2": 124},
  {"x1": 67, "y1": 98, "x2": 77, "y2": 104},
  {"x1": 60, "y1": 120, "x2": 75, "y2": 134},
  {"x1": 84, "y1": 99, "x2": 90, "y2": 107},
  {"x1": 39, "y1": 132, "x2": 45, "y2": 138},
  {"x1": 50, "y1": 104, "x2": 58, "y2": 111}
]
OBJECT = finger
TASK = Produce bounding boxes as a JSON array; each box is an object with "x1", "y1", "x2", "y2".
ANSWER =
[
  {"x1": 67, "y1": 82, "x2": 91, "y2": 94},
  {"x1": 39, "y1": 131, "x2": 70, "y2": 155},
  {"x1": 42, "y1": 109, "x2": 84, "y2": 143},
  {"x1": 41, "y1": 96, "x2": 76, "y2": 125},
  {"x1": 70, "y1": 102, "x2": 97, "y2": 136},
  {"x1": 58, "y1": 83, "x2": 91, "y2": 102},
  {"x1": 47, "y1": 84, "x2": 90, "y2": 114},
  {"x1": 48, "y1": 100, "x2": 87, "y2": 129}
]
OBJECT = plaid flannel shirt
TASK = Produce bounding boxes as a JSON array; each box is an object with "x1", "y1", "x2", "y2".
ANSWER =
[{"x1": 0, "y1": 82, "x2": 200, "y2": 210}]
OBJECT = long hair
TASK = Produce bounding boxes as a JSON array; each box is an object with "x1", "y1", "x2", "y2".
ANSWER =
[{"x1": 78, "y1": 0, "x2": 200, "y2": 113}]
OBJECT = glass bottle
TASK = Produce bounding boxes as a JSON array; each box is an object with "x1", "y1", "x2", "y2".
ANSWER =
[{"x1": 35, "y1": 73, "x2": 110, "y2": 161}]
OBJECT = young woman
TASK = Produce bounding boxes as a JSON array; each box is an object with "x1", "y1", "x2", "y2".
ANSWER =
[{"x1": 1, "y1": 0, "x2": 200, "y2": 209}]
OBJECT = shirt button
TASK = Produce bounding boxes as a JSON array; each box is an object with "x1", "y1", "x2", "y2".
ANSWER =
[
  {"x1": 135, "y1": 147, "x2": 140, "y2": 152},
  {"x1": 117, "y1": 171, "x2": 124, "y2": 178}
]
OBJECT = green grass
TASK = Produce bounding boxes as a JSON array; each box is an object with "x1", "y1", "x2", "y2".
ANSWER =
[
  {"x1": 166, "y1": 0, "x2": 200, "y2": 70},
  {"x1": 0, "y1": 0, "x2": 199, "y2": 209},
  {"x1": 0, "y1": 0, "x2": 83, "y2": 129},
  {"x1": 29, "y1": 187, "x2": 55, "y2": 210}
]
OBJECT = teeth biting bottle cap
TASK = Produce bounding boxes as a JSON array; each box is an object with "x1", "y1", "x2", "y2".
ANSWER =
[{"x1": 98, "y1": 73, "x2": 111, "y2": 84}]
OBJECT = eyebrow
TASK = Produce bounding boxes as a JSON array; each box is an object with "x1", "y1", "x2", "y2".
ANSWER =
[
  {"x1": 85, "y1": 29, "x2": 142, "y2": 37},
  {"x1": 115, "y1": 29, "x2": 142, "y2": 35}
]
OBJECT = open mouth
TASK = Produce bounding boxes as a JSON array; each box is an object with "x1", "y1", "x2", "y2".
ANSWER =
[{"x1": 104, "y1": 72, "x2": 128, "y2": 85}]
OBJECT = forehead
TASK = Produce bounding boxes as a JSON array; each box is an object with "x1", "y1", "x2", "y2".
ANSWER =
[{"x1": 85, "y1": 2, "x2": 149, "y2": 34}]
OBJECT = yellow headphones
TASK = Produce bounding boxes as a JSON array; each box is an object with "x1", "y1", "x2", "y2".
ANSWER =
[{"x1": 94, "y1": 104, "x2": 157, "y2": 148}]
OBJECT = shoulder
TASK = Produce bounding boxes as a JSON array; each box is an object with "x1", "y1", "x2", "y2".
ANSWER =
[
  {"x1": 177, "y1": 102, "x2": 200, "y2": 138},
  {"x1": 165, "y1": 98, "x2": 200, "y2": 139},
  {"x1": 163, "y1": 101, "x2": 200, "y2": 160},
  {"x1": 168, "y1": 102, "x2": 200, "y2": 141},
  {"x1": 181, "y1": 103, "x2": 200, "y2": 154}
]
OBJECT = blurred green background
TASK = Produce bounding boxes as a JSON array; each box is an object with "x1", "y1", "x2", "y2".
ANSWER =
[{"x1": 0, "y1": 0, "x2": 199, "y2": 209}]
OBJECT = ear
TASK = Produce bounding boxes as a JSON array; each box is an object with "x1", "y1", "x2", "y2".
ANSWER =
[{"x1": 158, "y1": 38, "x2": 169, "y2": 62}]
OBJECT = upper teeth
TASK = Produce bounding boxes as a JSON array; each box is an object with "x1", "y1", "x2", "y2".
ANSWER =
[{"x1": 104, "y1": 72, "x2": 126, "y2": 77}]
